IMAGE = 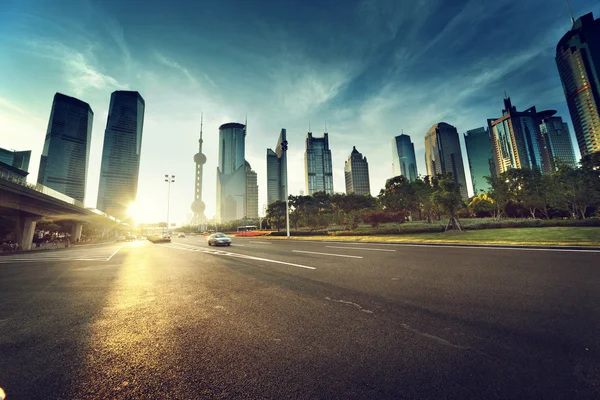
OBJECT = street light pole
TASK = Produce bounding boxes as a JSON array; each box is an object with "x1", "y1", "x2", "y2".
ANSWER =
[
  {"x1": 283, "y1": 139, "x2": 290, "y2": 239},
  {"x1": 165, "y1": 174, "x2": 175, "y2": 234}
]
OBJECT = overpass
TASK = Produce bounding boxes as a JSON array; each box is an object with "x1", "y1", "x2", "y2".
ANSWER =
[{"x1": 0, "y1": 172, "x2": 127, "y2": 250}]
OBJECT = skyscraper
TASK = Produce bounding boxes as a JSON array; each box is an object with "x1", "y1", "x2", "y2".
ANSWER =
[
  {"x1": 556, "y1": 12, "x2": 600, "y2": 156},
  {"x1": 266, "y1": 129, "x2": 288, "y2": 205},
  {"x1": 344, "y1": 146, "x2": 370, "y2": 195},
  {"x1": 97, "y1": 91, "x2": 145, "y2": 220},
  {"x1": 37, "y1": 93, "x2": 93, "y2": 203},
  {"x1": 0, "y1": 148, "x2": 31, "y2": 172},
  {"x1": 487, "y1": 97, "x2": 549, "y2": 175},
  {"x1": 216, "y1": 122, "x2": 247, "y2": 223},
  {"x1": 392, "y1": 134, "x2": 418, "y2": 181},
  {"x1": 539, "y1": 115, "x2": 577, "y2": 169},
  {"x1": 304, "y1": 132, "x2": 333, "y2": 195},
  {"x1": 464, "y1": 127, "x2": 495, "y2": 194},
  {"x1": 245, "y1": 161, "x2": 259, "y2": 219},
  {"x1": 424, "y1": 122, "x2": 468, "y2": 199},
  {"x1": 191, "y1": 114, "x2": 207, "y2": 227}
]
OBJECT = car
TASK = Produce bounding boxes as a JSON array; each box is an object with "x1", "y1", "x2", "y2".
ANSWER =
[
  {"x1": 116, "y1": 235, "x2": 126, "y2": 242},
  {"x1": 207, "y1": 233, "x2": 232, "y2": 246},
  {"x1": 178, "y1": 233, "x2": 186, "y2": 238}
]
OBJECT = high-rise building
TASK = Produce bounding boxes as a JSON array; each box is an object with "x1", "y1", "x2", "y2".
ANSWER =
[
  {"x1": 37, "y1": 93, "x2": 93, "y2": 203},
  {"x1": 97, "y1": 91, "x2": 145, "y2": 220},
  {"x1": 304, "y1": 132, "x2": 333, "y2": 195},
  {"x1": 392, "y1": 134, "x2": 418, "y2": 181},
  {"x1": 266, "y1": 129, "x2": 288, "y2": 204},
  {"x1": 464, "y1": 127, "x2": 495, "y2": 194},
  {"x1": 0, "y1": 148, "x2": 31, "y2": 172},
  {"x1": 424, "y1": 122, "x2": 468, "y2": 199},
  {"x1": 191, "y1": 115, "x2": 207, "y2": 227},
  {"x1": 216, "y1": 122, "x2": 247, "y2": 223},
  {"x1": 488, "y1": 97, "x2": 550, "y2": 175},
  {"x1": 245, "y1": 161, "x2": 259, "y2": 219},
  {"x1": 539, "y1": 115, "x2": 577, "y2": 169},
  {"x1": 556, "y1": 12, "x2": 600, "y2": 156},
  {"x1": 344, "y1": 146, "x2": 370, "y2": 195},
  {"x1": 0, "y1": 147, "x2": 31, "y2": 183}
]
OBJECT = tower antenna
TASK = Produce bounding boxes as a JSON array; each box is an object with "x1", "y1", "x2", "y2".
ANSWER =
[
  {"x1": 565, "y1": 0, "x2": 575, "y2": 25},
  {"x1": 325, "y1": 120, "x2": 327, "y2": 133},
  {"x1": 309, "y1": 119, "x2": 311, "y2": 133},
  {"x1": 200, "y1": 112, "x2": 203, "y2": 141}
]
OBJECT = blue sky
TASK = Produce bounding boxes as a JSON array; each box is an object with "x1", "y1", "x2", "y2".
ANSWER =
[{"x1": 1, "y1": 0, "x2": 598, "y2": 224}]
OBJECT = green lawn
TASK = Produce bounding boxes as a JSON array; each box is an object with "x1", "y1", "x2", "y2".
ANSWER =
[{"x1": 269, "y1": 227, "x2": 600, "y2": 247}]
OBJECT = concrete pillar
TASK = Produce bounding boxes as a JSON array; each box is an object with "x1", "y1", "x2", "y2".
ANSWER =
[
  {"x1": 71, "y1": 222, "x2": 83, "y2": 243},
  {"x1": 15, "y1": 214, "x2": 38, "y2": 251}
]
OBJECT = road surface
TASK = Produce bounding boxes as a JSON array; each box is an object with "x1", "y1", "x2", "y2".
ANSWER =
[{"x1": 1, "y1": 236, "x2": 599, "y2": 399}]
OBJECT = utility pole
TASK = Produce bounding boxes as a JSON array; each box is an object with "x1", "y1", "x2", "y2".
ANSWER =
[{"x1": 282, "y1": 138, "x2": 290, "y2": 238}]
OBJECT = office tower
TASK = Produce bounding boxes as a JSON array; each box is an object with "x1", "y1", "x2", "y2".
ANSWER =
[
  {"x1": 392, "y1": 134, "x2": 418, "y2": 181},
  {"x1": 464, "y1": 127, "x2": 495, "y2": 194},
  {"x1": 539, "y1": 115, "x2": 577, "y2": 169},
  {"x1": 216, "y1": 122, "x2": 247, "y2": 223},
  {"x1": 266, "y1": 129, "x2": 288, "y2": 204},
  {"x1": 245, "y1": 161, "x2": 259, "y2": 219},
  {"x1": 556, "y1": 12, "x2": 600, "y2": 156},
  {"x1": 191, "y1": 114, "x2": 207, "y2": 227},
  {"x1": 424, "y1": 122, "x2": 469, "y2": 199},
  {"x1": 487, "y1": 97, "x2": 552, "y2": 175},
  {"x1": 0, "y1": 148, "x2": 31, "y2": 172},
  {"x1": 304, "y1": 131, "x2": 333, "y2": 195},
  {"x1": 37, "y1": 93, "x2": 93, "y2": 202},
  {"x1": 97, "y1": 91, "x2": 145, "y2": 219},
  {"x1": 0, "y1": 147, "x2": 31, "y2": 183},
  {"x1": 344, "y1": 146, "x2": 370, "y2": 195}
]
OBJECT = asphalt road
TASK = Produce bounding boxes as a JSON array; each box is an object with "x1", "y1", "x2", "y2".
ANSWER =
[{"x1": 1, "y1": 236, "x2": 599, "y2": 399}]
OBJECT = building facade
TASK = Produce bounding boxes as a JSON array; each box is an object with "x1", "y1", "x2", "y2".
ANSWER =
[
  {"x1": 245, "y1": 161, "x2": 259, "y2": 219},
  {"x1": 392, "y1": 134, "x2": 418, "y2": 181},
  {"x1": 97, "y1": 91, "x2": 145, "y2": 220},
  {"x1": 539, "y1": 116, "x2": 577, "y2": 169},
  {"x1": 488, "y1": 97, "x2": 550, "y2": 175},
  {"x1": 266, "y1": 129, "x2": 288, "y2": 204},
  {"x1": 556, "y1": 12, "x2": 600, "y2": 156},
  {"x1": 464, "y1": 127, "x2": 495, "y2": 194},
  {"x1": 304, "y1": 132, "x2": 333, "y2": 195},
  {"x1": 37, "y1": 93, "x2": 93, "y2": 203},
  {"x1": 216, "y1": 122, "x2": 247, "y2": 223},
  {"x1": 0, "y1": 148, "x2": 31, "y2": 173},
  {"x1": 344, "y1": 146, "x2": 370, "y2": 195},
  {"x1": 425, "y1": 122, "x2": 469, "y2": 199}
]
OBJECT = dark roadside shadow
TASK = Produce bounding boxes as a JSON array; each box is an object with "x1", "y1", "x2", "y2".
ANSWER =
[{"x1": 0, "y1": 251, "x2": 125, "y2": 399}]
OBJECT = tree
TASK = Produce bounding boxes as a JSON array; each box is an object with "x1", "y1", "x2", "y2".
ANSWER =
[
  {"x1": 266, "y1": 201, "x2": 286, "y2": 231},
  {"x1": 378, "y1": 175, "x2": 416, "y2": 213},
  {"x1": 486, "y1": 175, "x2": 510, "y2": 220},
  {"x1": 549, "y1": 164, "x2": 600, "y2": 219},
  {"x1": 468, "y1": 193, "x2": 495, "y2": 217},
  {"x1": 432, "y1": 175, "x2": 465, "y2": 231}
]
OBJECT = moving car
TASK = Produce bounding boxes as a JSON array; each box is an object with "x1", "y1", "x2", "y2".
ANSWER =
[
  {"x1": 178, "y1": 233, "x2": 186, "y2": 238},
  {"x1": 207, "y1": 233, "x2": 232, "y2": 246}
]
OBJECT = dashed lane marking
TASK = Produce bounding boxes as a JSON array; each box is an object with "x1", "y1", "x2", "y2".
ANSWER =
[
  {"x1": 292, "y1": 250, "x2": 363, "y2": 259},
  {"x1": 325, "y1": 246, "x2": 396, "y2": 252}
]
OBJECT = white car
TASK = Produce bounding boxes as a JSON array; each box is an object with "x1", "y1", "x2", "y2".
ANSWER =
[
  {"x1": 178, "y1": 233, "x2": 186, "y2": 238},
  {"x1": 207, "y1": 233, "x2": 232, "y2": 246}
]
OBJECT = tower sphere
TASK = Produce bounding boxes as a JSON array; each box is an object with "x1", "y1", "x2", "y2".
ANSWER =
[
  {"x1": 191, "y1": 199, "x2": 206, "y2": 214},
  {"x1": 194, "y1": 152, "x2": 207, "y2": 165}
]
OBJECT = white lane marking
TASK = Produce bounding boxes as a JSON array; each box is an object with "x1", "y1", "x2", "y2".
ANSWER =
[
  {"x1": 249, "y1": 241, "x2": 271, "y2": 244},
  {"x1": 106, "y1": 246, "x2": 123, "y2": 261},
  {"x1": 326, "y1": 246, "x2": 396, "y2": 252},
  {"x1": 325, "y1": 297, "x2": 373, "y2": 314},
  {"x1": 400, "y1": 324, "x2": 475, "y2": 351},
  {"x1": 163, "y1": 243, "x2": 315, "y2": 269},
  {"x1": 292, "y1": 250, "x2": 363, "y2": 259}
]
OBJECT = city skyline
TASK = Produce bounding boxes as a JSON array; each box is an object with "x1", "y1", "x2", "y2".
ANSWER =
[{"x1": 1, "y1": 0, "x2": 598, "y2": 224}]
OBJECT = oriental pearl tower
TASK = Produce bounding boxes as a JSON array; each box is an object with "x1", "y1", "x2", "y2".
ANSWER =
[{"x1": 191, "y1": 113, "x2": 206, "y2": 229}]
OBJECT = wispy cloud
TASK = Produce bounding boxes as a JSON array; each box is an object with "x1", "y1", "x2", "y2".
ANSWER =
[
  {"x1": 154, "y1": 52, "x2": 199, "y2": 86},
  {"x1": 0, "y1": 97, "x2": 25, "y2": 114}
]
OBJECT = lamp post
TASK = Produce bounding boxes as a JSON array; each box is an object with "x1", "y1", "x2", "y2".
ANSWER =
[
  {"x1": 164, "y1": 174, "x2": 175, "y2": 234},
  {"x1": 282, "y1": 139, "x2": 290, "y2": 238}
]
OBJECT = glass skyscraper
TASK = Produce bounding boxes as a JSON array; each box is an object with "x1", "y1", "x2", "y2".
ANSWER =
[
  {"x1": 539, "y1": 115, "x2": 577, "y2": 170},
  {"x1": 344, "y1": 146, "x2": 370, "y2": 195},
  {"x1": 245, "y1": 161, "x2": 259, "y2": 219},
  {"x1": 556, "y1": 12, "x2": 600, "y2": 156},
  {"x1": 266, "y1": 129, "x2": 288, "y2": 205},
  {"x1": 97, "y1": 91, "x2": 145, "y2": 220},
  {"x1": 488, "y1": 97, "x2": 548, "y2": 175},
  {"x1": 216, "y1": 122, "x2": 247, "y2": 223},
  {"x1": 304, "y1": 132, "x2": 333, "y2": 195},
  {"x1": 37, "y1": 93, "x2": 93, "y2": 203},
  {"x1": 464, "y1": 127, "x2": 495, "y2": 194},
  {"x1": 392, "y1": 134, "x2": 418, "y2": 181},
  {"x1": 0, "y1": 148, "x2": 31, "y2": 172},
  {"x1": 424, "y1": 122, "x2": 468, "y2": 199}
]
